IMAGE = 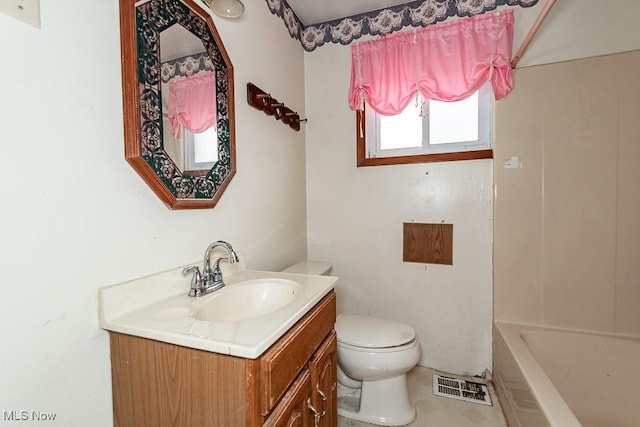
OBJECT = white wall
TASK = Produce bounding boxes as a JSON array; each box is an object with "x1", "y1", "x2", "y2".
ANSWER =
[
  {"x1": 304, "y1": 44, "x2": 494, "y2": 376},
  {"x1": 0, "y1": 1, "x2": 306, "y2": 425},
  {"x1": 512, "y1": 0, "x2": 640, "y2": 68}
]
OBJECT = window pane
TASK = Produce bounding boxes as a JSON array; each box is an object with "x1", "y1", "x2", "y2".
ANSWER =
[
  {"x1": 379, "y1": 101, "x2": 422, "y2": 150},
  {"x1": 193, "y1": 126, "x2": 218, "y2": 164},
  {"x1": 429, "y1": 92, "x2": 478, "y2": 145}
]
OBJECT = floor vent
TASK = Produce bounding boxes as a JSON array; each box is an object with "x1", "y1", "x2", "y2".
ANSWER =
[{"x1": 433, "y1": 374, "x2": 492, "y2": 406}]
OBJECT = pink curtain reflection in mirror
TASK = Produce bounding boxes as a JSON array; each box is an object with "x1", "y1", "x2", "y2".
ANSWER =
[{"x1": 167, "y1": 71, "x2": 217, "y2": 138}]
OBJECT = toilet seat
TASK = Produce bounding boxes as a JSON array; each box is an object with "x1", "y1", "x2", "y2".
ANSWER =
[
  {"x1": 338, "y1": 337, "x2": 418, "y2": 354},
  {"x1": 336, "y1": 314, "x2": 416, "y2": 349}
]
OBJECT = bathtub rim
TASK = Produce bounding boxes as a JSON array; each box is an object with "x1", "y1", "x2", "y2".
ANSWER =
[
  {"x1": 494, "y1": 321, "x2": 582, "y2": 427},
  {"x1": 497, "y1": 320, "x2": 640, "y2": 343}
]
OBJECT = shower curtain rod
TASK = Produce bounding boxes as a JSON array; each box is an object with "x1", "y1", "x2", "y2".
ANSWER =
[{"x1": 511, "y1": 0, "x2": 557, "y2": 68}]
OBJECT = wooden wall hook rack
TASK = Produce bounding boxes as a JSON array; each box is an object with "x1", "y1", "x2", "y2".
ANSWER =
[{"x1": 247, "y1": 83, "x2": 306, "y2": 131}]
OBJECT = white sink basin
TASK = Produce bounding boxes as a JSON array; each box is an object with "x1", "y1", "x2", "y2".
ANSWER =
[
  {"x1": 100, "y1": 263, "x2": 337, "y2": 358},
  {"x1": 194, "y1": 278, "x2": 301, "y2": 322}
]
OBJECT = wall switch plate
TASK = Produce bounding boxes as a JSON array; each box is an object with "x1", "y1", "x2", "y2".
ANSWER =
[
  {"x1": 503, "y1": 156, "x2": 522, "y2": 169},
  {"x1": 0, "y1": 0, "x2": 41, "y2": 28}
]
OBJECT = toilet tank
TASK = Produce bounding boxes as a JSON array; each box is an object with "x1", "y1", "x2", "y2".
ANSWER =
[{"x1": 282, "y1": 260, "x2": 332, "y2": 275}]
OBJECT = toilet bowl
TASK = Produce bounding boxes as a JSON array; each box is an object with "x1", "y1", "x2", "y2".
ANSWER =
[
  {"x1": 282, "y1": 261, "x2": 421, "y2": 426},
  {"x1": 335, "y1": 314, "x2": 420, "y2": 426}
]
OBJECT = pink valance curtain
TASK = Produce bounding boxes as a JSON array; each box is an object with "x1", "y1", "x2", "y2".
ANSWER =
[
  {"x1": 348, "y1": 10, "x2": 515, "y2": 115},
  {"x1": 167, "y1": 71, "x2": 217, "y2": 138}
]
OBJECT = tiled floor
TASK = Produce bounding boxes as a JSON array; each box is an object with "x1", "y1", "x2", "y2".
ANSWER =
[{"x1": 338, "y1": 366, "x2": 509, "y2": 427}]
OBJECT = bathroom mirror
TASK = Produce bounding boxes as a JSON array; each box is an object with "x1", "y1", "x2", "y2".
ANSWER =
[{"x1": 120, "y1": 0, "x2": 235, "y2": 209}]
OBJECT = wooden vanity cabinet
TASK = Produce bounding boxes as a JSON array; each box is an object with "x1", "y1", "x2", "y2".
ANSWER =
[{"x1": 109, "y1": 290, "x2": 336, "y2": 427}]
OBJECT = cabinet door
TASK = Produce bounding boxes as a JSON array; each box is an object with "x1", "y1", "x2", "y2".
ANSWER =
[
  {"x1": 263, "y1": 370, "x2": 312, "y2": 427},
  {"x1": 309, "y1": 331, "x2": 337, "y2": 427},
  {"x1": 260, "y1": 292, "x2": 336, "y2": 415}
]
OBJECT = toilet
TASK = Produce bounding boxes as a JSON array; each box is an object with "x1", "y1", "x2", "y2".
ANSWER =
[{"x1": 282, "y1": 261, "x2": 421, "y2": 426}]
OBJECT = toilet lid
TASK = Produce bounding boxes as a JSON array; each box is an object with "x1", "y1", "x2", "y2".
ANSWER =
[{"x1": 335, "y1": 314, "x2": 416, "y2": 348}]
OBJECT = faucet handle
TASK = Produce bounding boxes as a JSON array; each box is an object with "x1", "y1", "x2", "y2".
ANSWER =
[
  {"x1": 182, "y1": 266, "x2": 204, "y2": 296},
  {"x1": 212, "y1": 256, "x2": 228, "y2": 283}
]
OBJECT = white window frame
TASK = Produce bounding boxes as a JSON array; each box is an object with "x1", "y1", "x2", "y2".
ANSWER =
[{"x1": 364, "y1": 83, "x2": 493, "y2": 159}]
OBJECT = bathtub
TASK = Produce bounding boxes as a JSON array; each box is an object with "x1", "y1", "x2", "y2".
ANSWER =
[{"x1": 493, "y1": 321, "x2": 640, "y2": 427}]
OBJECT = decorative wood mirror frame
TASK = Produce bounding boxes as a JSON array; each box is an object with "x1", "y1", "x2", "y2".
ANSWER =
[{"x1": 120, "y1": 0, "x2": 235, "y2": 209}]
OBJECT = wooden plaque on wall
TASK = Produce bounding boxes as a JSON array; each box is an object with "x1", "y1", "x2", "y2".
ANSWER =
[{"x1": 403, "y1": 223, "x2": 453, "y2": 265}]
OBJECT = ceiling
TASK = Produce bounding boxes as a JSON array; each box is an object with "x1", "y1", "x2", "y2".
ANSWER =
[{"x1": 281, "y1": 0, "x2": 640, "y2": 68}]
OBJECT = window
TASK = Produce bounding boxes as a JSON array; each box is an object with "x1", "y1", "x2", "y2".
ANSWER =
[
  {"x1": 184, "y1": 126, "x2": 218, "y2": 173},
  {"x1": 357, "y1": 84, "x2": 493, "y2": 166}
]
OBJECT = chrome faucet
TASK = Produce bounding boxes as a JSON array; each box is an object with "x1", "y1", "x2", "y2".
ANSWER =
[{"x1": 183, "y1": 241, "x2": 239, "y2": 297}]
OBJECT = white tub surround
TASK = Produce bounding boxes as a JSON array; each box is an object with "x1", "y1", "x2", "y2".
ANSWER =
[
  {"x1": 494, "y1": 321, "x2": 640, "y2": 427},
  {"x1": 99, "y1": 258, "x2": 337, "y2": 359}
]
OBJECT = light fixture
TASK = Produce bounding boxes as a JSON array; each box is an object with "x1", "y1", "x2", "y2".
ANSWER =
[{"x1": 203, "y1": 0, "x2": 244, "y2": 19}]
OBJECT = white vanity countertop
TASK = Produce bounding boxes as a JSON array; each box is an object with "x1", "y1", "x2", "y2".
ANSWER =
[{"x1": 99, "y1": 261, "x2": 337, "y2": 359}]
